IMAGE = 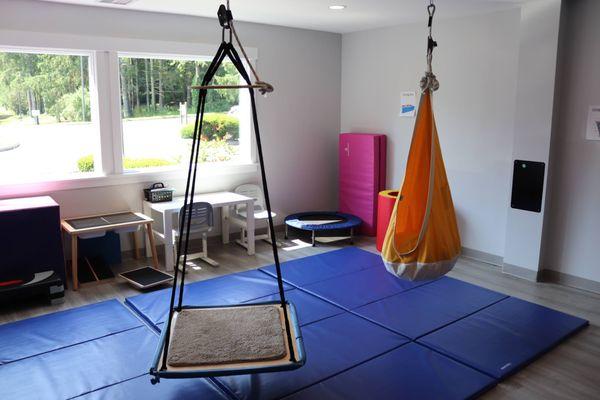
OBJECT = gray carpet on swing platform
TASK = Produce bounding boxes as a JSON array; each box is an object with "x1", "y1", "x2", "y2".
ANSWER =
[{"x1": 167, "y1": 305, "x2": 287, "y2": 367}]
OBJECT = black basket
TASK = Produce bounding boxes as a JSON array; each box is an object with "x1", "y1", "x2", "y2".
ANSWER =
[{"x1": 144, "y1": 183, "x2": 174, "y2": 203}]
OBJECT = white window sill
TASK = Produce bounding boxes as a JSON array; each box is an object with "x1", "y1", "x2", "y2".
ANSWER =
[{"x1": 0, "y1": 162, "x2": 258, "y2": 199}]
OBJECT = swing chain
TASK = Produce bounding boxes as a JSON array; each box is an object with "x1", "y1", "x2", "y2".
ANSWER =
[{"x1": 420, "y1": 0, "x2": 439, "y2": 92}]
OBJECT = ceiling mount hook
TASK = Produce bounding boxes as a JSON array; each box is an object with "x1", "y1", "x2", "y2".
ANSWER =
[{"x1": 218, "y1": 4, "x2": 233, "y2": 43}]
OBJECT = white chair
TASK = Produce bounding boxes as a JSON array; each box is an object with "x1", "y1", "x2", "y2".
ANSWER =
[
  {"x1": 172, "y1": 202, "x2": 218, "y2": 269},
  {"x1": 230, "y1": 184, "x2": 278, "y2": 249}
]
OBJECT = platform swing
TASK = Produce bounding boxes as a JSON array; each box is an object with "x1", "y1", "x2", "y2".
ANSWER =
[
  {"x1": 381, "y1": 1, "x2": 462, "y2": 281},
  {"x1": 150, "y1": 2, "x2": 305, "y2": 383}
]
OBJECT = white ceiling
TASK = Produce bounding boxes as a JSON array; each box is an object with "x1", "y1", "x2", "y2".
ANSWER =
[{"x1": 37, "y1": 0, "x2": 526, "y2": 34}]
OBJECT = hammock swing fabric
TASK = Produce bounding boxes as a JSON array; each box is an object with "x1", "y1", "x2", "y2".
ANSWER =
[
  {"x1": 381, "y1": 2, "x2": 461, "y2": 281},
  {"x1": 150, "y1": 3, "x2": 305, "y2": 383}
]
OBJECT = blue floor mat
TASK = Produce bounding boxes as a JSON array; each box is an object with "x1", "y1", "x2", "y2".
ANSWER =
[
  {"x1": 77, "y1": 375, "x2": 231, "y2": 400},
  {"x1": 0, "y1": 326, "x2": 157, "y2": 400},
  {"x1": 284, "y1": 343, "x2": 497, "y2": 400},
  {"x1": 0, "y1": 299, "x2": 142, "y2": 364},
  {"x1": 418, "y1": 297, "x2": 589, "y2": 379},
  {"x1": 260, "y1": 247, "x2": 381, "y2": 287},
  {"x1": 125, "y1": 269, "x2": 291, "y2": 328},
  {"x1": 152, "y1": 288, "x2": 345, "y2": 333},
  {"x1": 216, "y1": 312, "x2": 408, "y2": 400},
  {"x1": 354, "y1": 277, "x2": 508, "y2": 339},
  {"x1": 300, "y1": 266, "x2": 432, "y2": 310},
  {"x1": 244, "y1": 288, "x2": 345, "y2": 327}
]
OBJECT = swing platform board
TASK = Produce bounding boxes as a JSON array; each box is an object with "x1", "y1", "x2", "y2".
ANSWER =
[
  {"x1": 150, "y1": 301, "x2": 305, "y2": 382},
  {"x1": 119, "y1": 267, "x2": 173, "y2": 290}
]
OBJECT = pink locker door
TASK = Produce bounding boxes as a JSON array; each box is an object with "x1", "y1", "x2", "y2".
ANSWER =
[{"x1": 339, "y1": 133, "x2": 386, "y2": 236}]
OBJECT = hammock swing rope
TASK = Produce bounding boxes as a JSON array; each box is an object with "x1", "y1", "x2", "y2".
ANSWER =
[{"x1": 153, "y1": 1, "x2": 299, "y2": 381}]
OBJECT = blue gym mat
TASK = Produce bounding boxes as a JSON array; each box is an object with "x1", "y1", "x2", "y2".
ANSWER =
[
  {"x1": 260, "y1": 247, "x2": 381, "y2": 287},
  {"x1": 125, "y1": 269, "x2": 291, "y2": 329},
  {"x1": 151, "y1": 288, "x2": 345, "y2": 333},
  {"x1": 0, "y1": 326, "x2": 157, "y2": 399},
  {"x1": 418, "y1": 296, "x2": 589, "y2": 379},
  {"x1": 1, "y1": 247, "x2": 589, "y2": 400},
  {"x1": 244, "y1": 288, "x2": 345, "y2": 327},
  {"x1": 300, "y1": 265, "x2": 432, "y2": 310},
  {"x1": 284, "y1": 343, "x2": 496, "y2": 400},
  {"x1": 354, "y1": 277, "x2": 508, "y2": 339},
  {"x1": 77, "y1": 375, "x2": 230, "y2": 400},
  {"x1": 0, "y1": 299, "x2": 142, "y2": 364},
  {"x1": 216, "y1": 312, "x2": 408, "y2": 400}
]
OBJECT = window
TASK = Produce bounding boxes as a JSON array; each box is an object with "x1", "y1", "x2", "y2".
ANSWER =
[
  {"x1": 117, "y1": 55, "x2": 250, "y2": 172},
  {"x1": 0, "y1": 46, "x2": 255, "y2": 191},
  {"x1": 0, "y1": 50, "x2": 98, "y2": 182}
]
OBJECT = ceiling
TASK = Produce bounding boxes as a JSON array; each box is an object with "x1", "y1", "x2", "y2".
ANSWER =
[{"x1": 37, "y1": 0, "x2": 526, "y2": 34}]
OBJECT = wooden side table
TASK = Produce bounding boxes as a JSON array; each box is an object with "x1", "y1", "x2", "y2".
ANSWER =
[{"x1": 61, "y1": 211, "x2": 159, "y2": 290}]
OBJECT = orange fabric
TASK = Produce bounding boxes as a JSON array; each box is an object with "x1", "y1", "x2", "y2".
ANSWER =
[{"x1": 381, "y1": 91, "x2": 461, "y2": 280}]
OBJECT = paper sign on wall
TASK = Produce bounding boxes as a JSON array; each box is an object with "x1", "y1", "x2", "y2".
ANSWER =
[
  {"x1": 399, "y1": 91, "x2": 416, "y2": 117},
  {"x1": 586, "y1": 106, "x2": 600, "y2": 141}
]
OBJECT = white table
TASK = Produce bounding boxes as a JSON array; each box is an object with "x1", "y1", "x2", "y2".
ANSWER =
[{"x1": 143, "y1": 192, "x2": 255, "y2": 271}]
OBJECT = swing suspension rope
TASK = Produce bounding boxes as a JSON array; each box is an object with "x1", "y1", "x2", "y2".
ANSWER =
[
  {"x1": 420, "y1": 0, "x2": 439, "y2": 92},
  {"x1": 159, "y1": 2, "x2": 295, "y2": 372},
  {"x1": 193, "y1": 1, "x2": 273, "y2": 95}
]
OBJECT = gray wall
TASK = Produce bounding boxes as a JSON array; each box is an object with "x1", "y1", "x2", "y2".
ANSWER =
[
  {"x1": 543, "y1": 0, "x2": 600, "y2": 284},
  {"x1": 0, "y1": 0, "x2": 342, "y2": 248}
]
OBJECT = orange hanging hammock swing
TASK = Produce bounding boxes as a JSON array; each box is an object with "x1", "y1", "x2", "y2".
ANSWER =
[{"x1": 381, "y1": 2, "x2": 461, "y2": 281}]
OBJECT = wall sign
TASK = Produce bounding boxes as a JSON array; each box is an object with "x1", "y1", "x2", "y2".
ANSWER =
[
  {"x1": 399, "y1": 91, "x2": 416, "y2": 117},
  {"x1": 586, "y1": 106, "x2": 600, "y2": 141}
]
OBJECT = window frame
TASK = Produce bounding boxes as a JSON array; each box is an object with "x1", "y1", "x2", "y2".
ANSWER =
[
  {"x1": 0, "y1": 46, "x2": 102, "y2": 181},
  {"x1": 0, "y1": 43, "x2": 259, "y2": 198}
]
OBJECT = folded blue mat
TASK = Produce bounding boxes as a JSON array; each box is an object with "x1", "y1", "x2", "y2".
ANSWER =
[
  {"x1": 0, "y1": 326, "x2": 157, "y2": 399},
  {"x1": 301, "y1": 266, "x2": 432, "y2": 310},
  {"x1": 260, "y1": 247, "x2": 381, "y2": 287},
  {"x1": 354, "y1": 277, "x2": 508, "y2": 339},
  {"x1": 126, "y1": 269, "x2": 291, "y2": 328},
  {"x1": 77, "y1": 375, "x2": 231, "y2": 400},
  {"x1": 0, "y1": 299, "x2": 142, "y2": 364},
  {"x1": 244, "y1": 288, "x2": 344, "y2": 327},
  {"x1": 285, "y1": 343, "x2": 496, "y2": 400},
  {"x1": 418, "y1": 297, "x2": 589, "y2": 379},
  {"x1": 216, "y1": 312, "x2": 408, "y2": 400}
]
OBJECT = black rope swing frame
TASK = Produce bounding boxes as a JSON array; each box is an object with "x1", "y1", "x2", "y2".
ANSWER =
[{"x1": 150, "y1": 4, "x2": 305, "y2": 383}]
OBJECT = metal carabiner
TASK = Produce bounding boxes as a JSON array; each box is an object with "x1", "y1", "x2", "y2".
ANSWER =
[{"x1": 427, "y1": 4, "x2": 436, "y2": 29}]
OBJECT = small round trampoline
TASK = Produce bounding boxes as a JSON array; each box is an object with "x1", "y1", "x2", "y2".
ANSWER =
[{"x1": 284, "y1": 211, "x2": 362, "y2": 246}]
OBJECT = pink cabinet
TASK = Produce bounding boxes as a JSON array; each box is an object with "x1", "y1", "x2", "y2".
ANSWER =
[{"x1": 339, "y1": 133, "x2": 387, "y2": 236}]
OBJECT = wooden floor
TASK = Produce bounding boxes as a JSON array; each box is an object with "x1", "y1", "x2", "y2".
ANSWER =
[{"x1": 1, "y1": 236, "x2": 599, "y2": 399}]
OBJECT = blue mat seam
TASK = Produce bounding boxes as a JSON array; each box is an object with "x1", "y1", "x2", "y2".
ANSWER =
[
  {"x1": 337, "y1": 291, "x2": 508, "y2": 345},
  {"x1": 411, "y1": 295, "x2": 510, "y2": 341},
  {"x1": 295, "y1": 277, "x2": 438, "y2": 312},
  {"x1": 208, "y1": 377, "x2": 241, "y2": 400},
  {"x1": 417, "y1": 297, "x2": 590, "y2": 381},
  {"x1": 66, "y1": 372, "x2": 149, "y2": 400},
  {"x1": 258, "y1": 260, "x2": 380, "y2": 289},
  {"x1": 278, "y1": 342, "x2": 412, "y2": 400},
  {"x1": 0, "y1": 325, "x2": 143, "y2": 366},
  {"x1": 123, "y1": 299, "x2": 162, "y2": 334},
  {"x1": 415, "y1": 341, "x2": 498, "y2": 380}
]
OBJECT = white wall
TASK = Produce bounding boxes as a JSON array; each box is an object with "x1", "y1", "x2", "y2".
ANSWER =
[
  {"x1": 502, "y1": 0, "x2": 562, "y2": 277},
  {"x1": 341, "y1": 8, "x2": 521, "y2": 257},
  {"x1": 543, "y1": 0, "x2": 600, "y2": 283},
  {"x1": 0, "y1": 0, "x2": 342, "y2": 248}
]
